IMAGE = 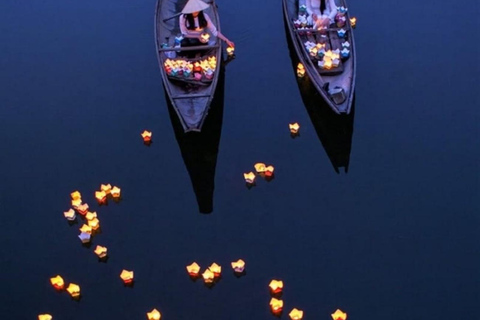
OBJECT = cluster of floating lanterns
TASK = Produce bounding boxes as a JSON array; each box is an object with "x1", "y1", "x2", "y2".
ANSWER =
[
  {"x1": 186, "y1": 259, "x2": 246, "y2": 285},
  {"x1": 244, "y1": 162, "x2": 275, "y2": 186},
  {"x1": 163, "y1": 56, "x2": 217, "y2": 81},
  {"x1": 49, "y1": 275, "x2": 81, "y2": 300}
]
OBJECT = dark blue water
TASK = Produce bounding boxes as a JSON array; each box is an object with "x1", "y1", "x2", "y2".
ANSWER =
[{"x1": 1, "y1": 0, "x2": 478, "y2": 319}]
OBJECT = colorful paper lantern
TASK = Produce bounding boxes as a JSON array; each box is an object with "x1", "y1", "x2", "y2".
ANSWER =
[
  {"x1": 226, "y1": 46, "x2": 235, "y2": 56},
  {"x1": 63, "y1": 209, "x2": 76, "y2": 221},
  {"x1": 289, "y1": 308, "x2": 304, "y2": 320},
  {"x1": 70, "y1": 191, "x2": 81, "y2": 200},
  {"x1": 87, "y1": 218, "x2": 100, "y2": 231},
  {"x1": 120, "y1": 270, "x2": 134, "y2": 284},
  {"x1": 147, "y1": 309, "x2": 161, "y2": 320},
  {"x1": 71, "y1": 199, "x2": 82, "y2": 208},
  {"x1": 265, "y1": 165, "x2": 275, "y2": 177},
  {"x1": 202, "y1": 269, "x2": 215, "y2": 283},
  {"x1": 141, "y1": 130, "x2": 152, "y2": 142},
  {"x1": 38, "y1": 314, "x2": 53, "y2": 320},
  {"x1": 331, "y1": 309, "x2": 347, "y2": 320},
  {"x1": 200, "y1": 33, "x2": 210, "y2": 43},
  {"x1": 254, "y1": 163, "x2": 266, "y2": 173},
  {"x1": 289, "y1": 123, "x2": 300, "y2": 134},
  {"x1": 244, "y1": 172, "x2": 256, "y2": 184},
  {"x1": 79, "y1": 224, "x2": 92, "y2": 234},
  {"x1": 269, "y1": 279, "x2": 283, "y2": 294},
  {"x1": 66, "y1": 283, "x2": 81, "y2": 298},
  {"x1": 76, "y1": 203, "x2": 89, "y2": 216},
  {"x1": 78, "y1": 232, "x2": 91, "y2": 244},
  {"x1": 209, "y1": 263, "x2": 221, "y2": 277},
  {"x1": 95, "y1": 191, "x2": 107, "y2": 204},
  {"x1": 231, "y1": 259, "x2": 245, "y2": 273},
  {"x1": 100, "y1": 184, "x2": 112, "y2": 194},
  {"x1": 186, "y1": 262, "x2": 201, "y2": 277},
  {"x1": 111, "y1": 186, "x2": 121, "y2": 199},
  {"x1": 296, "y1": 63, "x2": 305, "y2": 78},
  {"x1": 94, "y1": 245, "x2": 108, "y2": 259},
  {"x1": 349, "y1": 17, "x2": 357, "y2": 28},
  {"x1": 50, "y1": 275, "x2": 64, "y2": 290},
  {"x1": 85, "y1": 211, "x2": 97, "y2": 221},
  {"x1": 337, "y1": 29, "x2": 346, "y2": 38},
  {"x1": 269, "y1": 297, "x2": 283, "y2": 314}
]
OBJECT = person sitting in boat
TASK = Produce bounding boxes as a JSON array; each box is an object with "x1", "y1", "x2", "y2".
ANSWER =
[
  {"x1": 305, "y1": 0, "x2": 338, "y2": 29},
  {"x1": 179, "y1": 0, "x2": 234, "y2": 51}
]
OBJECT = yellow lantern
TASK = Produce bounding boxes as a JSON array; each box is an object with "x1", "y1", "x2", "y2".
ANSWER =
[
  {"x1": 269, "y1": 279, "x2": 283, "y2": 294},
  {"x1": 70, "y1": 191, "x2": 81, "y2": 200},
  {"x1": 209, "y1": 263, "x2": 221, "y2": 277},
  {"x1": 269, "y1": 297, "x2": 283, "y2": 314},
  {"x1": 289, "y1": 122, "x2": 300, "y2": 134},
  {"x1": 76, "y1": 203, "x2": 89, "y2": 216},
  {"x1": 38, "y1": 314, "x2": 53, "y2": 320},
  {"x1": 111, "y1": 186, "x2": 121, "y2": 199},
  {"x1": 297, "y1": 63, "x2": 305, "y2": 78},
  {"x1": 101, "y1": 184, "x2": 112, "y2": 194},
  {"x1": 146, "y1": 308, "x2": 162, "y2": 320},
  {"x1": 95, "y1": 191, "x2": 107, "y2": 204},
  {"x1": 120, "y1": 269, "x2": 134, "y2": 284},
  {"x1": 226, "y1": 46, "x2": 235, "y2": 56},
  {"x1": 85, "y1": 211, "x2": 97, "y2": 221},
  {"x1": 254, "y1": 163, "x2": 266, "y2": 173},
  {"x1": 265, "y1": 165, "x2": 275, "y2": 177},
  {"x1": 349, "y1": 17, "x2": 357, "y2": 28},
  {"x1": 79, "y1": 224, "x2": 92, "y2": 234},
  {"x1": 50, "y1": 275, "x2": 64, "y2": 290},
  {"x1": 66, "y1": 283, "x2": 81, "y2": 298},
  {"x1": 331, "y1": 309, "x2": 347, "y2": 320},
  {"x1": 231, "y1": 259, "x2": 245, "y2": 273},
  {"x1": 87, "y1": 218, "x2": 100, "y2": 231},
  {"x1": 141, "y1": 130, "x2": 152, "y2": 142},
  {"x1": 94, "y1": 245, "x2": 108, "y2": 259},
  {"x1": 71, "y1": 199, "x2": 82, "y2": 208},
  {"x1": 289, "y1": 308, "x2": 304, "y2": 320},
  {"x1": 243, "y1": 172, "x2": 256, "y2": 184},
  {"x1": 63, "y1": 209, "x2": 76, "y2": 221},
  {"x1": 202, "y1": 269, "x2": 215, "y2": 283},
  {"x1": 186, "y1": 262, "x2": 201, "y2": 277},
  {"x1": 78, "y1": 232, "x2": 91, "y2": 243}
]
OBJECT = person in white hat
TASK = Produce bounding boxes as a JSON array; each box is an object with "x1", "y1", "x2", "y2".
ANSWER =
[{"x1": 179, "y1": 0, "x2": 234, "y2": 53}]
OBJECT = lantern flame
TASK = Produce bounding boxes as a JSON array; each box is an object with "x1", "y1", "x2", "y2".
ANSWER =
[
  {"x1": 289, "y1": 308, "x2": 304, "y2": 320},
  {"x1": 331, "y1": 309, "x2": 347, "y2": 320},
  {"x1": 50, "y1": 275, "x2": 64, "y2": 290}
]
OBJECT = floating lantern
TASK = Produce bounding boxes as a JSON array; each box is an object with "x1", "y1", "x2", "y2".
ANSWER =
[
  {"x1": 269, "y1": 298, "x2": 283, "y2": 315},
  {"x1": 332, "y1": 58, "x2": 340, "y2": 68},
  {"x1": 200, "y1": 33, "x2": 210, "y2": 43},
  {"x1": 244, "y1": 172, "x2": 256, "y2": 184},
  {"x1": 79, "y1": 224, "x2": 92, "y2": 234},
  {"x1": 194, "y1": 72, "x2": 202, "y2": 81},
  {"x1": 341, "y1": 48, "x2": 350, "y2": 59},
  {"x1": 226, "y1": 46, "x2": 235, "y2": 56},
  {"x1": 318, "y1": 60, "x2": 325, "y2": 69},
  {"x1": 38, "y1": 314, "x2": 53, "y2": 320},
  {"x1": 254, "y1": 163, "x2": 266, "y2": 173},
  {"x1": 331, "y1": 309, "x2": 347, "y2": 320},
  {"x1": 186, "y1": 262, "x2": 201, "y2": 277},
  {"x1": 50, "y1": 275, "x2": 64, "y2": 290},
  {"x1": 94, "y1": 245, "x2": 108, "y2": 259},
  {"x1": 337, "y1": 29, "x2": 346, "y2": 38},
  {"x1": 100, "y1": 184, "x2": 112, "y2": 194},
  {"x1": 349, "y1": 17, "x2": 357, "y2": 28},
  {"x1": 324, "y1": 58, "x2": 333, "y2": 69},
  {"x1": 209, "y1": 263, "x2": 221, "y2": 277},
  {"x1": 85, "y1": 211, "x2": 97, "y2": 221},
  {"x1": 95, "y1": 191, "x2": 107, "y2": 204},
  {"x1": 78, "y1": 232, "x2": 91, "y2": 244},
  {"x1": 317, "y1": 48, "x2": 326, "y2": 59},
  {"x1": 342, "y1": 41, "x2": 350, "y2": 49},
  {"x1": 296, "y1": 63, "x2": 305, "y2": 78},
  {"x1": 87, "y1": 218, "x2": 100, "y2": 231},
  {"x1": 70, "y1": 191, "x2": 81, "y2": 200},
  {"x1": 202, "y1": 269, "x2": 215, "y2": 283},
  {"x1": 71, "y1": 199, "x2": 82, "y2": 208},
  {"x1": 147, "y1": 309, "x2": 161, "y2": 320},
  {"x1": 269, "y1": 280, "x2": 283, "y2": 294},
  {"x1": 231, "y1": 259, "x2": 245, "y2": 273},
  {"x1": 265, "y1": 165, "x2": 275, "y2": 177},
  {"x1": 289, "y1": 123, "x2": 300, "y2": 134},
  {"x1": 120, "y1": 270, "x2": 134, "y2": 284},
  {"x1": 289, "y1": 308, "x2": 304, "y2": 320},
  {"x1": 141, "y1": 130, "x2": 152, "y2": 143},
  {"x1": 66, "y1": 283, "x2": 81, "y2": 298},
  {"x1": 309, "y1": 47, "x2": 318, "y2": 57},
  {"x1": 76, "y1": 203, "x2": 89, "y2": 216},
  {"x1": 111, "y1": 186, "x2": 121, "y2": 199},
  {"x1": 337, "y1": 6, "x2": 348, "y2": 15},
  {"x1": 64, "y1": 209, "x2": 76, "y2": 221}
]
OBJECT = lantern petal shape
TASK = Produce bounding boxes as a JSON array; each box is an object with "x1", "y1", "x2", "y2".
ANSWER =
[
  {"x1": 331, "y1": 309, "x2": 347, "y2": 320},
  {"x1": 289, "y1": 308, "x2": 304, "y2": 320}
]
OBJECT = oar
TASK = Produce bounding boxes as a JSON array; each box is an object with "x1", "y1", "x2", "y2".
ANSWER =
[{"x1": 163, "y1": 0, "x2": 215, "y2": 22}]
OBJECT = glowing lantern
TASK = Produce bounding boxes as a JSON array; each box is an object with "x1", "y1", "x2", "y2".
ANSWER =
[
  {"x1": 309, "y1": 47, "x2": 318, "y2": 57},
  {"x1": 202, "y1": 269, "x2": 215, "y2": 283},
  {"x1": 265, "y1": 165, "x2": 275, "y2": 177},
  {"x1": 297, "y1": 63, "x2": 305, "y2": 78},
  {"x1": 289, "y1": 122, "x2": 300, "y2": 134},
  {"x1": 331, "y1": 309, "x2": 347, "y2": 320},
  {"x1": 254, "y1": 163, "x2": 266, "y2": 173},
  {"x1": 66, "y1": 283, "x2": 81, "y2": 298},
  {"x1": 85, "y1": 211, "x2": 97, "y2": 221},
  {"x1": 186, "y1": 262, "x2": 201, "y2": 277},
  {"x1": 332, "y1": 58, "x2": 340, "y2": 68},
  {"x1": 64, "y1": 209, "x2": 76, "y2": 221},
  {"x1": 337, "y1": 28, "x2": 346, "y2": 38},
  {"x1": 244, "y1": 172, "x2": 256, "y2": 184},
  {"x1": 226, "y1": 46, "x2": 235, "y2": 56},
  {"x1": 231, "y1": 259, "x2": 245, "y2": 273},
  {"x1": 269, "y1": 280, "x2": 283, "y2": 294},
  {"x1": 209, "y1": 263, "x2": 221, "y2": 277},
  {"x1": 147, "y1": 309, "x2": 161, "y2": 320},
  {"x1": 289, "y1": 308, "x2": 304, "y2": 320},
  {"x1": 38, "y1": 314, "x2": 53, "y2": 320},
  {"x1": 200, "y1": 33, "x2": 210, "y2": 43},
  {"x1": 94, "y1": 245, "x2": 108, "y2": 259},
  {"x1": 78, "y1": 232, "x2": 91, "y2": 244},
  {"x1": 95, "y1": 191, "x2": 107, "y2": 204},
  {"x1": 50, "y1": 275, "x2": 64, "y2": 290},
  {"x1": 71, "y1": 199, "x2": 82, "y2": 208},
  {"x1": 87, "y1": 218, "x2": 100, "y2": 231},
  {"x1": 76, "y1": 203, "x2": 89, "y2": 216},
  {"x1": 269, "y1": 298, "x2": 283, "y2": 314},
  {"x1": 120, "y1": 270, "x2": 134, "y2": 284},
  {"x1": 70, "y1": 191, "x2": 81, "y2": 200},
  {"x1": 101, "y1": 184, "x2": 112, "y2": 194},
  {"x1": 79, "y1": 224, "x2": 92, "y2": 234},
  {"x1": 111, "y1": 186, "x2": 121, "y2": 199},
  {"x1": 349, "y1": 17, "x2": 357, "y2": 28},
  {"x1": 141, "y1": 130, "x2": 152, "y2": 142}
]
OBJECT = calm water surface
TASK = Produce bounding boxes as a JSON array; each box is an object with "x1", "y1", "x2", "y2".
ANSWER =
[{"x1": 1, "y1": 0, "x2": 478, "y2": 319}]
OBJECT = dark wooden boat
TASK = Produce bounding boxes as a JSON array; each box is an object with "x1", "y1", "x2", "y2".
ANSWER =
[
  {"x1": 155, "y1": 0, "x2": 222, "y2": 132},
  {"x1": 283, "y1": 0, "x2": 356, "y2": 114}
]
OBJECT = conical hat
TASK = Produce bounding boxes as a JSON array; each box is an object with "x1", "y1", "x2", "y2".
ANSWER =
[{"x1": 181, "y1": 0, "x2": 210, "y2": 14}]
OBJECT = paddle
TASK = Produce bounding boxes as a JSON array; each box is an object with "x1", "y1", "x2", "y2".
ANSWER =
[{"x1": 163, "y1": 0, "x2": 215, "y2": 22}]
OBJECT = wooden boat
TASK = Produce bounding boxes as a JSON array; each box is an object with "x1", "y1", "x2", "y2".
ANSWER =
[
  {"x1": 155, "y1": 0, "x2": 222, "y2": 132},
  {"x1": 283, "y1": 0, "x2": 356, "y2": 114}
]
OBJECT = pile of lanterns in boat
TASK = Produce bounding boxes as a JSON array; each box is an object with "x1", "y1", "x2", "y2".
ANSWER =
[
  {"x1": 303, "y1": 41, "x2": 351, "y2": 70},
  {"x1": 293, "y1": 4, "x2": 356, "y2": 30},
  {"x1": 163, "y1": 56, "x2": 217, "y2": 81}
]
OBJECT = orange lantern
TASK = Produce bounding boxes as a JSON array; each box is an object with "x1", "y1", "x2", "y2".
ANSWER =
[
  {"x1": 88, "y1": 218, "x2": 100, "y2": 231},
  {"x1": 70, "y1": 191, "x2": 81, "y2": 200},
  {"x1": 111, "y1": 186, "x2": 121, "y2": 199},
  {"x1": 141, "y1": 130, "x2": 152, "y2": 142},
  {"x1": 66, "y1": 283, "x2": 81, "y2": 298},
  {"x1": 38, "y1": 314, "x2": 53, "y2": 320},
  {"x1": 269, "y1": 297, "x2": 283, "y2": 315},
  {"x1": 85, "y1": 211, "x2": 97, "y2": 221},
  {"x1": 231, "y1": 259, "x2": 245, "y2": 273},
  {"x1": 269, "y1": 279, "x2": 283, "y2": 294},
  {"x1": 186, "y1": 262, "x2": 201, "y2": 277},
  {"x1": 265, "y1": 165, "x2": 275, "y2": 177},
  {"x1": 209, "y1": 263, "x2": 221, "y2": 277},
  {"x1": 101, "y1": 184, "x2": 112, "y2": 194},
  {"x1": 79, "y1": 224, "x2": 92, "y2": 234},
  {"x1": 78, "y1": 232, "x2": 91, "y2": 244},
  {"x1": 50, "y1": 275, "x2": 64, "y2": 290},
  {"x1": 63, "y1": 209, "x2": 76, "y2": 221},
  {"x1": 202, "y1": 269, "x2": 215, "y2": 284},
  {"x1": 243, "y1": 172, "x2": 256, "y2": 184},
  {"x1": 95, "y1": 191, "x2": 107, "y2": 204},
  {"x1": 349, "y1": 17, "x2": 357, "y2": 28},
  {"x1": 331, "y1": 309, "x2": 347, "y2": 320},
  {"x1": 254, "y1": 163, "x2": 266, "y2": 173},
  {"x1": 71, "y1": 199, "x2": 82, "y2": 208},
  {"x1": 94, "y1": 245, "x2": 108, "y2": 259},
  {"x1": 120, "y1": 270, "x2": 134, "y2": 284},
  {"x1": 289, "y1": 123, "x2": 300, "y2": 134},
  {"x1": 289, "y1": 308, "x2": 304, "y2": 320},
  {"x1": 76, "y1": 203, "x2": 89, "y2": 216},
  {"x1": 226, "y1": 46, "x2": 235, "y2": 56},
  {"x1": 146, "y1": 308, "x2": 162, "y2": 320}
]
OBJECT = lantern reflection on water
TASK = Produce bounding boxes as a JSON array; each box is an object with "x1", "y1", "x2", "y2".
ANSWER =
[
  {"x1": 331, "y1": 309, "x2": 347, "y2": 320},
  {"x1": 269, "y1": 297, "x2": 283, "y2": 314},
  {"x1": 289, "y1": 308, "x2": 304, "y2": 320},
  {"x1": 38, "y1": 314, "x2": 53, "y2": 320},
  {"x1": 94, "y1": 245, "x2": 108, "y2": 259},
  {"x1": 231, "y1": 259, "x2": 245, "y2": 273},
  {"x1": 147, "y1": 309, "x2": 161, "y2": 320},
  {"x1": 269, "y1": 279, "x2": 283, "y2": 294},
  {"x1": 66, "y1": 283, "x2": 81, "y2": 298},
  {"x1": 186, "y1": 262, "x2": 201, "y2": 277},
  {"x1": 120, "y1": 270, "x2": 134, "y2": 284},
  {"x1": 50, "y1": 275, "x2": 64, "y2": 290}
]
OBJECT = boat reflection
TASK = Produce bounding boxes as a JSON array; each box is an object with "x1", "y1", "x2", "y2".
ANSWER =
[
  {"x1": 286, "y1": 35, "x2": 355, "y2": 173},
  {"x1": 166, "y1": 62, "x2": 226, "y2": 213}
]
